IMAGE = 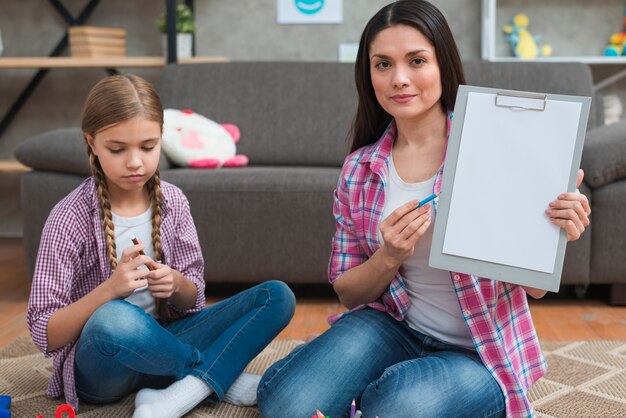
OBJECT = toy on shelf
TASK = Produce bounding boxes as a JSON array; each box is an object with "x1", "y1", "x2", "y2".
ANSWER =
[
  {"x1": 502, "y1": 13, "x2": 552, "y2": 59},
  {"x1": 604, "y1": 7, "x2": 626, "y2": 56}
]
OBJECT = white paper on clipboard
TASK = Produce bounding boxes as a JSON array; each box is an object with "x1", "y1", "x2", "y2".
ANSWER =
[
  {"x1": 442, "y1": 92, "x2": 581, "y2": 273},
  {"x1": 429, "y1": 85, "x2": 591, "y2": 292}
]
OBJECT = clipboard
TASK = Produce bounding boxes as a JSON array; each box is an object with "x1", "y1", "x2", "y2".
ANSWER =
[{"x1": 429, "y1": 85, "x2": 591, "y2": 292}]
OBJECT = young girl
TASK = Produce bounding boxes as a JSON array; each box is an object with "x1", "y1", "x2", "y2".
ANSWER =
[
  {"x1": 257, "y1": 1, "x2": 590, "y2": 417},
  {"x1": 27, "y1": 74, "x2": 295, "y2": 418}
]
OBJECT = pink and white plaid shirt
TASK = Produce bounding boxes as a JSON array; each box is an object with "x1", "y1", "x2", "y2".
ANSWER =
[
  {"x1": 328, "y1": 119, "x2": 546, "y2": 418},
  {"x1": 27, "y1": 177, "x2": 205, "y2": 410}
]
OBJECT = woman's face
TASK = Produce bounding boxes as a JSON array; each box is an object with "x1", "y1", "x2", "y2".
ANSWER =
[
  {"x1": 87, "y1": 116, "x2": 162, "y2": 198},
  {"x1": 369, "y1": 24, "x2": 443, "y2": 122}
]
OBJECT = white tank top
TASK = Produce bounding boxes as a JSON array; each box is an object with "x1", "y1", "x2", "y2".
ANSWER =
[
  {"x1": 112, "y1": 207, "x2": 158, "y2": 318},
  {"x1": 379, "y1": 154, "x2": 474, "y2": 350}
]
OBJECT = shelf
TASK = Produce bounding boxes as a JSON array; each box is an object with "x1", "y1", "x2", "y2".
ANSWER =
[
  {"x1": 0, "y1": 56, "x2": 228, "y2": 69},
  {"x1": 481, "y1": 0, "x2": 626, "y2": 91},
  {"x1": 488, "y1": 57, "x2": 626, "y2": 64},
  {"x1": 0, "y1": 0, "x2": 214, "y2": 141},
  {"x1": 481, "y1": 0, "x2": 626, "y2": 64}
]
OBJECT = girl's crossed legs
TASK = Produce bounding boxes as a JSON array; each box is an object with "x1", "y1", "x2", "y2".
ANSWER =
[
  {"x1": 75, "y1": 281, "x2": 295, "y2": 405},
  {"x1": 257, "y1": 308, "x2": 505, "y2": 418}
]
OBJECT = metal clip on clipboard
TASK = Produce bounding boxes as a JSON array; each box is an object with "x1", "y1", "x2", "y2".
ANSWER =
[{"x1": 495, "y1": 91, "x2": 547, "y2": 111}]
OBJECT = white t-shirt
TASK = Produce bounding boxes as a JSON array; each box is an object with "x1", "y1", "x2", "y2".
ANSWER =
[
  {"x1": 379, "y1": 154, "x2": 474, "y2": 349},
  {"x1": 112, "y1": 207, "x2": 158, "y2": 318}
]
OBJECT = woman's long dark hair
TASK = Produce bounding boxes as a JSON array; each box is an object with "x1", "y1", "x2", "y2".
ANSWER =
[{"x1": 349, "y1": 0, "x2": 466, "y2": 152}]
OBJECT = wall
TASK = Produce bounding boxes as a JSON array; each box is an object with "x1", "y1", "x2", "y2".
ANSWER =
[{"x1": 193, "y1": 0, "x2": 479, "y2": 61}]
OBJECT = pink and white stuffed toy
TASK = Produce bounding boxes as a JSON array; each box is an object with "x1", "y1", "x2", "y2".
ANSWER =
[{"x1": 162, "y1": 108, "x2": 248, "y2": 168}]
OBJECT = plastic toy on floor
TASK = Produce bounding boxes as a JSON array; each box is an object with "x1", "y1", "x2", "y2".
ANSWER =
[
  {"x1": 162, "y1": 108, "x2": 248, "y2": 169},
  {"x1": 502, "y1": 13, "x2": 552, "y2": 59},
  {"x1": 604, "y1": 7, "x2": 626, "y2": 56},
  {"x1": 0, "y1": 396, "x2": 10, "y2": 418}
]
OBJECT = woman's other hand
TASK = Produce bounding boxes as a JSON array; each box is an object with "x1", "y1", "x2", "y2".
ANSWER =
[{"x1": 545, "y1": 169, "x2": 591, "y2": 241}]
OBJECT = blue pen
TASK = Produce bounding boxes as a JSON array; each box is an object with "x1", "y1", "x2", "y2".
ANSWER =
[{"x1": 417, "y1": 191, "x2": 441, "y2": 208}]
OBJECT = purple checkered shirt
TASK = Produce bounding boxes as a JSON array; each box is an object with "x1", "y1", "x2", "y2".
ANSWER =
[
  {"x1": 27, "y1": 177, "x2": 205, "y2": 410},
  {"x1": 327, "y1": 118, "x2": 547, "y2": 418}
]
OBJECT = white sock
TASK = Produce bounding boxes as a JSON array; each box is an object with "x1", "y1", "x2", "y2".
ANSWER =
[
  {"x1": 133, "y1": 375, "x2": 213, "y2": 418},
  {"x1": 222, "y1": 373, "x2": 262, "y2": 406}
]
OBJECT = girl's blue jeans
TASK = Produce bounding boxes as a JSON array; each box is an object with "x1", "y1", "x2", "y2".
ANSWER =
[
  {"x1": 257, "y1": 308, "x2": 505, "y2": 418},
  {"x1": 74, "y1": 280, "x2": 295, "y2": 404}
]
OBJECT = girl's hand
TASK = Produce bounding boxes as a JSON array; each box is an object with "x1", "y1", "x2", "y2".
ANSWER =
[
  {"x1": 146, "y1": 261, "x2": 179, "y2": 299},
  {"x1": 379, "y1": 199, "x2": 432, "y2": 267},
  {"x1": 546, "y1": 169, "x2": 591, "y2": 241},
  {"x1": 106, "y1": 244, "x2": 151, "y2": 298}
]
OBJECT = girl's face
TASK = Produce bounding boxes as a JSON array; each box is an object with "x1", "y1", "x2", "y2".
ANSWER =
[
  {"x1": 369, "y1": 24, "x2": 443, "y2": 122},
  {"x1": 87, "y1": 116, "x2": 162, "y2": 197}
]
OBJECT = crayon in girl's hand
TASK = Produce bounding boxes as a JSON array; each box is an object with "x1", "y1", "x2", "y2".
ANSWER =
[
  {"x1": 131, "y1": 236, "x2": 156, "y2": 271},
  {"x1": 131, "y1": 235, "x2": 168, "y2": 322}
]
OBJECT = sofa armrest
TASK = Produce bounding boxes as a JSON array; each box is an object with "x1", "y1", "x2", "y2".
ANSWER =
[
  {"x1": 15, "y1": 127, "x2": 172, "y2": 176},
  {"x1": 581, "y1": 119, "x2": 626, "y2": 189}
]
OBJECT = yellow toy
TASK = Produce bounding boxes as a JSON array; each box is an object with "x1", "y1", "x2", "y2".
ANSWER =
[
  {"x1": 503, "y1": 14, "x2": 552, "y2": 59},
  {"x1": 605, "y1": 33, "x2": 626, "y2": 56},
  {"x1": 604, "y1": 7, "x2": 626, "y2": 56}
]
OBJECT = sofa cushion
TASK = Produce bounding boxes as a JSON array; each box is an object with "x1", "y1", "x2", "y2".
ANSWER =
[
  {"x1": 581, "y1": 119, "x2": 626, "y2": 188},
  {"x1": 161, "y1": 166, "x2": 340, "y2": 283},
  {"x1": 15, "y1": 127, "x2": 172, "y2": 175},
  {"x1": 162, "y1": 165, "x2": 339, "y2": 192}
]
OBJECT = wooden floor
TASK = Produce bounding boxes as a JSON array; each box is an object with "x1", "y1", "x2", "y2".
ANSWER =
[{"x1": 1, "y1": 237, "x2": 625, "y2": 349}]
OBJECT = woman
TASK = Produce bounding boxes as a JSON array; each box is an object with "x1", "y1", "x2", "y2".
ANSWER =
[{"x1": 256, "y1": 1, "x2": 590, "y2": 417}]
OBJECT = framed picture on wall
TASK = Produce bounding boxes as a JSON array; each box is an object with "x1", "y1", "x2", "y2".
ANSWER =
[{"x1": 277, "y1": 0, "x2": 343, "y2": 24}]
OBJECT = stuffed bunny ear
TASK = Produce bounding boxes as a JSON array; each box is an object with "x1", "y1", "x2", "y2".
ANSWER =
[{"x1": 221, "y1": 124, "x2": 240, "y2": 143}]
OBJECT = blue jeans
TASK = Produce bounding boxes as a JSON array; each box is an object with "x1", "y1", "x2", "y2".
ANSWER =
[
  {"x1": 258, "y1": 308, "x2": 505, "y2": 418},
  {"x1": 75, "y1": 281, "x2": 295, "y2": 404}
]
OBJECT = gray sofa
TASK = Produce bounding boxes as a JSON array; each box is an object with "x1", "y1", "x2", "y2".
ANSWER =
[{"x1": 15, "y1": 61, "x2": 626, "y2": 303}]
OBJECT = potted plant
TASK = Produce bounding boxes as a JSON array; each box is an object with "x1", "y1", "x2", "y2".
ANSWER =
[{"x1": 156, "y1": 4, "x2": 195, "y2": 59}]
